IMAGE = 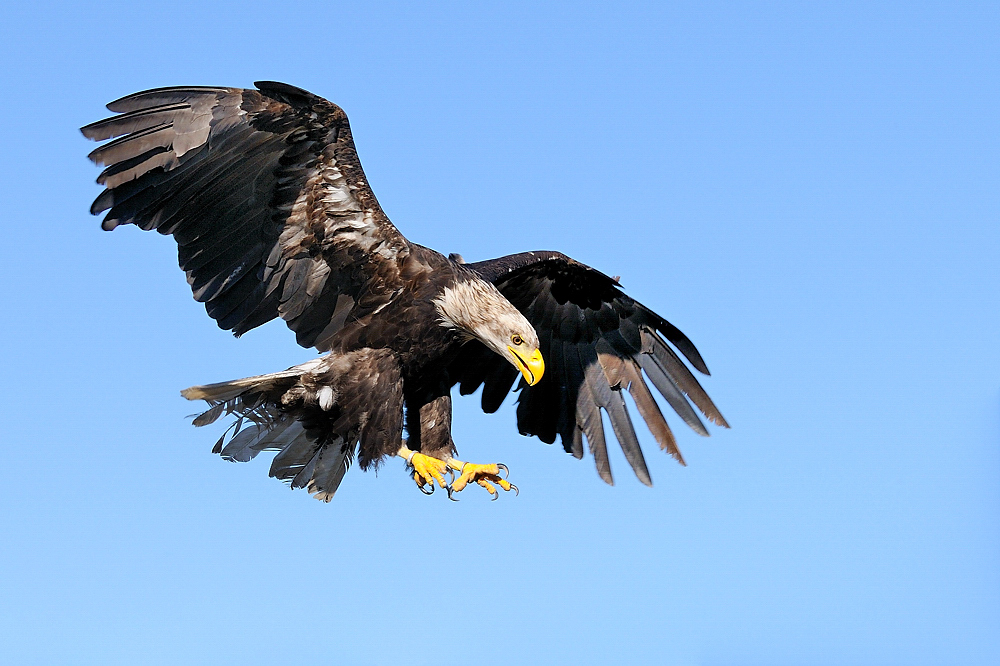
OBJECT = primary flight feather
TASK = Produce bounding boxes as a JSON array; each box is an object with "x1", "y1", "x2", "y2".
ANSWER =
[{"x1": 81, "y1": 81, "x2": 728, "y2": 501}]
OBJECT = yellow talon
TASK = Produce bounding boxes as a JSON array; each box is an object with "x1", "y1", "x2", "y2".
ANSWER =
[
  {"x1": 397, "y1": 443, "x2": 518, "y2": 499},
  {"x1": 410, "y1": 452, "x2": 450, "y2": 490},
  {"x1": 477, "y1": 478, "x2": 498, "y2": 497},
  {"x1": 453, "y1": 462, "x2": 498, "y2": 492},
  {"x1": 449, "y1": 460, "x2": 518, "y2": 500},
  {"x1": 412, "y1": 471, "x2": 431, "y2": 493}
]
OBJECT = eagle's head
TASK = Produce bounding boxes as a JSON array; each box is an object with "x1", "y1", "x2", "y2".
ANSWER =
[{"x1": 434, "y1": 278, "x2": 545, "y2": 386}]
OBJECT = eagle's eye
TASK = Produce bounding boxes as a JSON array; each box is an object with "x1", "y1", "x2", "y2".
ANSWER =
[{"x1": 511, "y1": 334, "x2": 523, "y2": 346}]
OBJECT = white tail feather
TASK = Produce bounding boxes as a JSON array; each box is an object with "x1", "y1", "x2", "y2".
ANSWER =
[{"x1": 180, "y1": 358, "x2": 324, "y2": 402}]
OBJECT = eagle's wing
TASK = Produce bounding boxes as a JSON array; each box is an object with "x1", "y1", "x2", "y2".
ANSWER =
[
  {"x1": 81, "y1": 81, "x2": 409, "y2": 350},
  {"x1": 452, "y1": 252, "x2": 729, "y2": 485}
]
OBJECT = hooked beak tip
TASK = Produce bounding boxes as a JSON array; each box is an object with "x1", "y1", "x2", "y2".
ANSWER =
[{"x1": 510, "y1": 347, "x2": 545, "y2": 386}]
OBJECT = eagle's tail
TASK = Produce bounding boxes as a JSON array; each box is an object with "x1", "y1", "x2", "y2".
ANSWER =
[
  {"x1": 181, "y1": 358, "x2": 354, "y2": 500},
  {"x1": 180, "y1": 352, "x2": 402, "y2": 501}
]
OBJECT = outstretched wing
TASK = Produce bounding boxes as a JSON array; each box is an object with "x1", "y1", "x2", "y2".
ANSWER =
[
  {"x1": 81, "y1": 81, "x2": 410, "y2": 350},
  {"x1": 451, "y1": 251, "x2": 728, "y2": 485}
]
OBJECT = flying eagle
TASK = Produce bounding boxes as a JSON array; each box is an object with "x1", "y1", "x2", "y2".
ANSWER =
[{"x1": 81, "y1": 81, "x2": 728, "y2": 501}]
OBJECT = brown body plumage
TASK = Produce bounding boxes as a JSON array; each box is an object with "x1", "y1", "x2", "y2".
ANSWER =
[{"x1": 82, "y1": 81, "x2": 728, "y2": 501}]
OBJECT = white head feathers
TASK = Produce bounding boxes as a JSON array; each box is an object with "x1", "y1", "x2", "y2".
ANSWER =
[{"x1": 433, "y1": 278, "x2": 540, "y2": 356}]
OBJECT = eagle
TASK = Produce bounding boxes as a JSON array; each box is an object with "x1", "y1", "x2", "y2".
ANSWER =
[{"x1": 81, "y1": 81, "x2": 728, "y2": 501}]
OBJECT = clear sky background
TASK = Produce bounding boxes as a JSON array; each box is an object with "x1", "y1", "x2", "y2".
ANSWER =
[{"x1": 1, "y1": 2, "x2": 997, "y2": 664}]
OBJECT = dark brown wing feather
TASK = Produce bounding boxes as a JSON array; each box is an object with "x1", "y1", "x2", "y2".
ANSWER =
[
  {"x1": 81, "y1": 81, "x2": 410, "y2": 350},
  {"x1": 452, "y1": 251, "x2": 729, "y2": 486}
]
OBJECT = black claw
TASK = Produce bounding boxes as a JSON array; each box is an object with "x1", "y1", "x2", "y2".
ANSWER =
[
  {"x1": 497, "y1": 463, "x2": 509, "y2": 479},
  {"x1": 419, "y1": 483, "x2": 435, "y2": 496},
  {"x1": 446, "y1": 486, "x2": 459, "y2": 502},
  {"x1": 489, "y1": 489, "x2": 500, "y2": 501},
  {"x1": 509, "y1": 482, "x2": 519, "y2": 496}
]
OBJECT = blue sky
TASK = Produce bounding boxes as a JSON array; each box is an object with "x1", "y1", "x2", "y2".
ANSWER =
[{"x1": 1, "y1": 2, "x2": 997, "y2": 664}]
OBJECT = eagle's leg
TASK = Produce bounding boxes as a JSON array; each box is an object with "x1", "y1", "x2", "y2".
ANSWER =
[{"x1": 399, "y1": 393, "x2": 457, "y2": 494}]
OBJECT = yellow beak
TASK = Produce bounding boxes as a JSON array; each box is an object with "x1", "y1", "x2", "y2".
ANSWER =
[{"x1": 509, "y1": 347, "x2": 545, "y2": 386}]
